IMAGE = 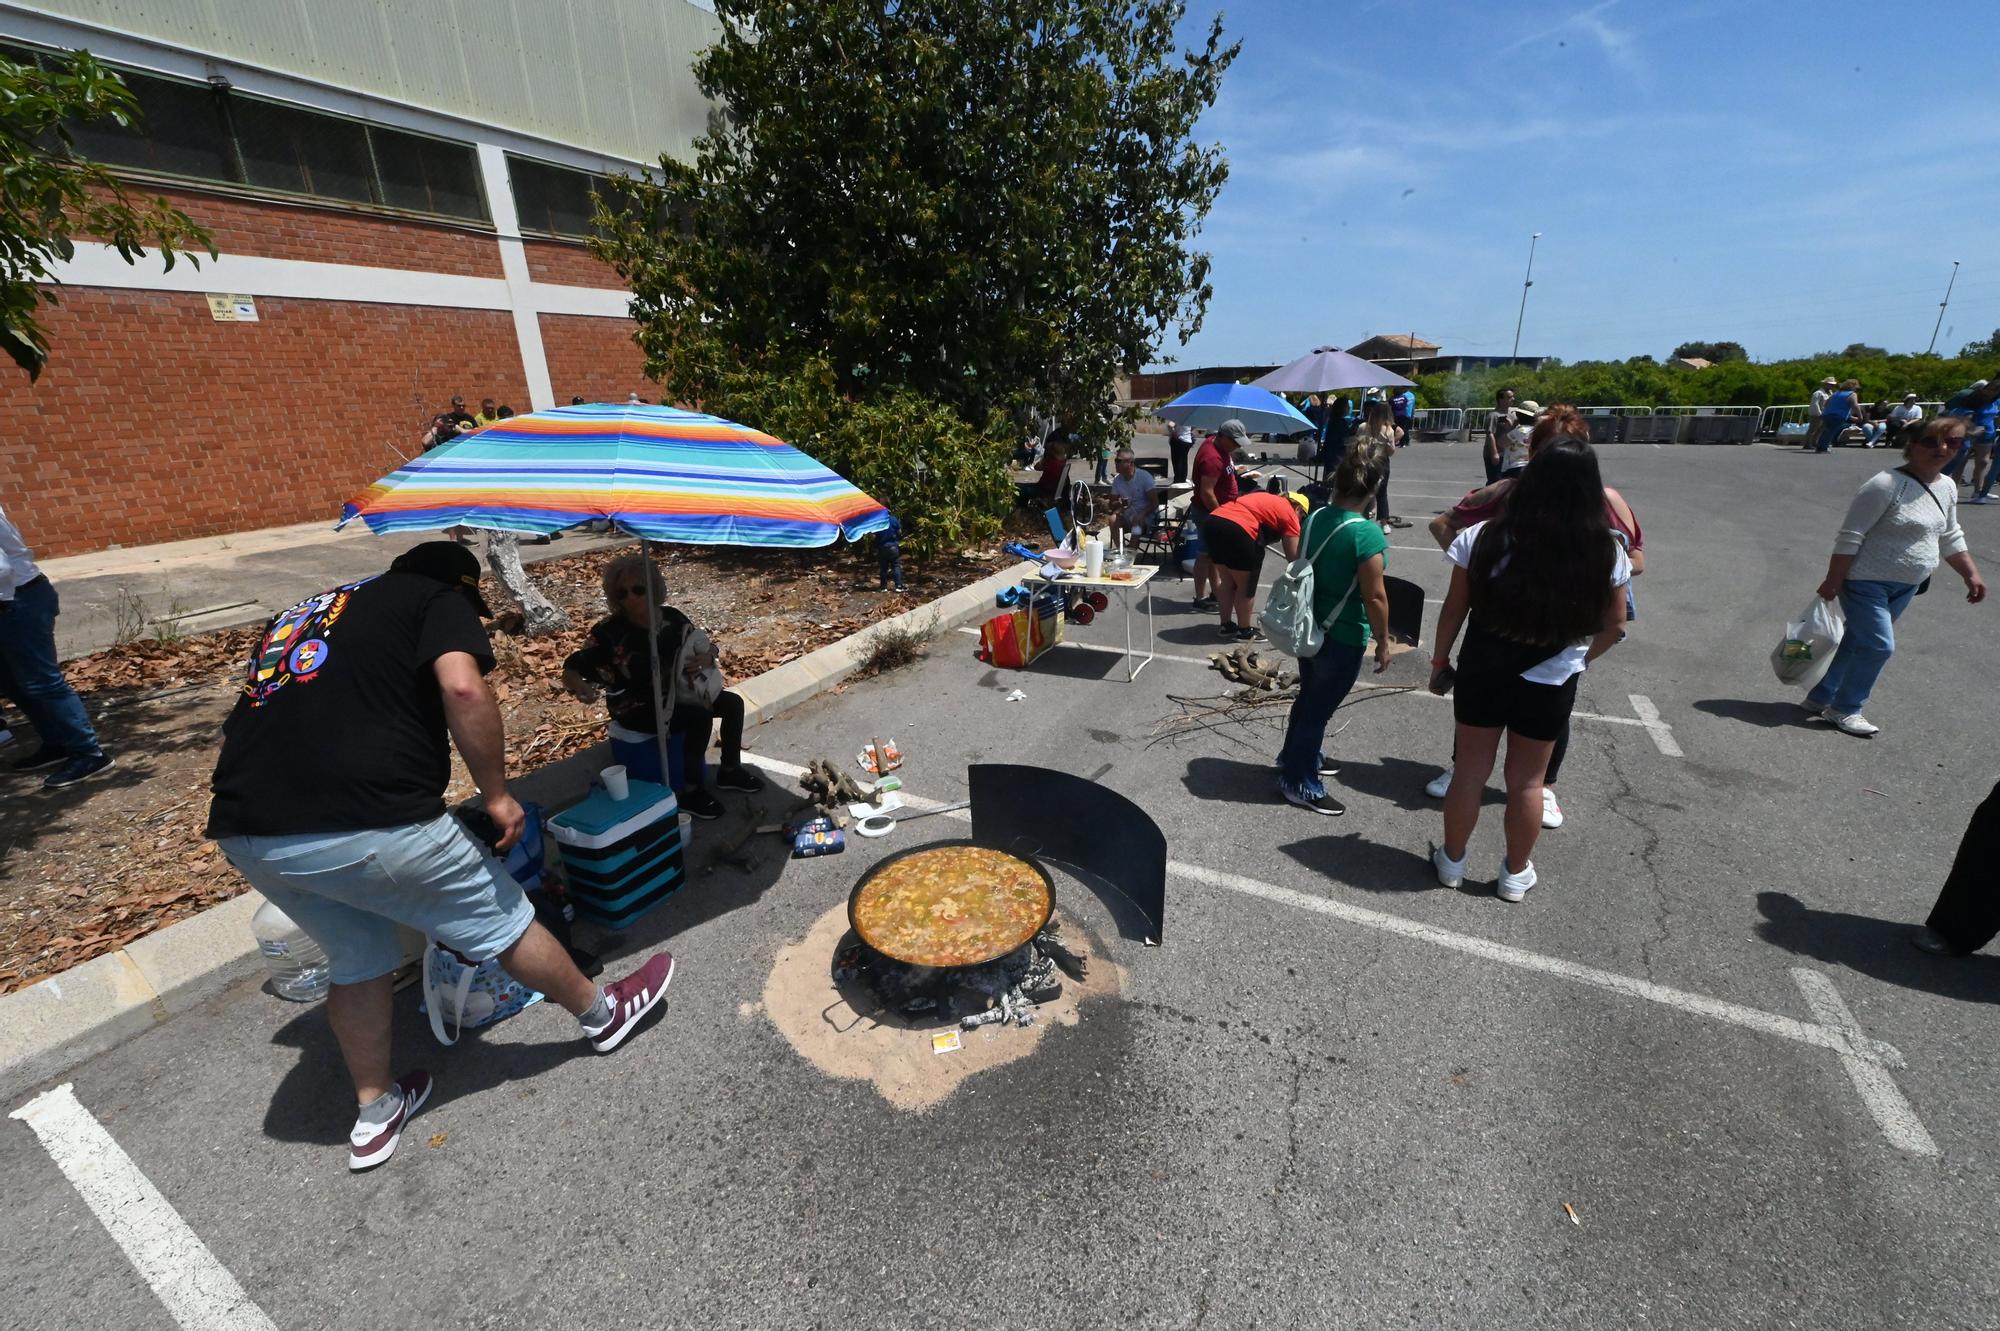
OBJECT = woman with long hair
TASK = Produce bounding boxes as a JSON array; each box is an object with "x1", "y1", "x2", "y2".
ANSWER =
[
  {"x1": 1427, "y1": 439, "x2": 1629, "y2": 901},
  {"x1": 1353, "y1": 399, "x2": 1405, "y2": 531},
  {"x1": 1275, "y1": 451, "x2": 1391, "y2": 815},
  {"x1": 1804, "y1": 415, "x2": 1985, "y2": 735}
]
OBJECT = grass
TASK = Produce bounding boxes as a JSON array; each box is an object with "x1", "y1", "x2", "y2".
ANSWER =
[{"x1": 856, "y1": 612, "x2": 938, "y2": 677}]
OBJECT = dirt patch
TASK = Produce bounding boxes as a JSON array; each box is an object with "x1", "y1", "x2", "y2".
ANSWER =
[
  {"x1": 751, "y1": 903, "x2": 1122, "y2": 1111},
  {"x1": 0, "y1": 537, "x2": 1020, "y2": 995}
]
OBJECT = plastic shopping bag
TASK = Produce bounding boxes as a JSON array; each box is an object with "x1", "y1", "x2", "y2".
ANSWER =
[{"x1": 1770, "y1": 596, "x2": 1845, "y2": 689}]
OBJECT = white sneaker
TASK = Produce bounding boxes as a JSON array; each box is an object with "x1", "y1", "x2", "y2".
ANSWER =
[
  {"x1": 1541, "y1": 787, "x2": 1564, "y2": 829},
  {"x1": 1817, "y1": 711, "x2": 1880, "y2": 737},
  {"x1": 1431, "y1": 843, "x2": 1467, "y2": 888},
  {"x1": 1497, "y1": 861, "x2": 1537, "y2": 903},
  {"x1": 1424, "y1": 766, "x2": 1454, "y2": 799}
]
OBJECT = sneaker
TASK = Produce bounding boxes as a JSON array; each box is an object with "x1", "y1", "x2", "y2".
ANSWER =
[
  {"x1": 43, "y1": 752, "x2": 115, "y2": 789},
  {"x1": 1281, "y1": 780, "x2": 1345, "y2": 816},
  {"x1": 8, "y1": 745, "x2": 64, "y2": 774},
  {"x1": 678, "y1": 787, "x2": 725, "y2": 820},
  {"x1": 1191, "y1": 595, "x2": 1217, "y2": 612},
  {"x1": 1971, "y1": 495, "x2": 1992, "y2": 505},
  {"x1": 1800, "y1": 699, "x2": 1826, "y2": 718},
  {"x1": 1911, "y1": 927, "x2": 1969, "y2": 957},
  {"x1": 1816, "y1": 711, "x2": 1880, "y2": 738},
  {"x1": 1497, "y1": 861, "x2": 1537, "y2": 903},
  {"x1": 1316, "y1": 753, "x2": 1340, "y2": 778},
  {"x1": 1217, "y1": 623, "x2": 1239, "y2": 639},
  {"x1": 1235, "y1": 625, "x2": 1263, "y2": 642},
  {"x1": 1541, "y1": 787, "x2": 1564, "y2": 829},
  {"x1": 586, "y1": 951, "x2": 676, "y2": 1053},
  {"x1": 1424, "y1": 766, "x2": 1454, "y2": 799},
  {"x1": 714, "y1": 766, "x2": 765, "y2": 794},
  {"x1": 1431, "y1": 843, "x2": 1467, "y2": 889},
  {"x1": 348, "y1": 1070, "x2": 432, "y2": 1173},
  {"x1": 1387, "y1": 516, "x2": 1412, "y2": 528}
]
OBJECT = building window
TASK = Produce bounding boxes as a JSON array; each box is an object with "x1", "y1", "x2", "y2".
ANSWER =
[
  {"x1": 508, "y1": 154, "x2": 632, "y2": 240},
  {"x1": 4, "y1": 41, "x2": 489, "y2": 224}
]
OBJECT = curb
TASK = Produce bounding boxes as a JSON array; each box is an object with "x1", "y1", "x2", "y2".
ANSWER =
[{"x1": 0, "y1": 558, "x2": 1035, "y2": 1101}]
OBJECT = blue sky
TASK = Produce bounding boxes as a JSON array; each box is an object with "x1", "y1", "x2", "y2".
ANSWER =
[{"x1": 1158, "y1": 0, "x2": 2000, "y2": 369}]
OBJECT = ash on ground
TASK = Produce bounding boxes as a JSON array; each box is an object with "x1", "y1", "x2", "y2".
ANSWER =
[{"x1": 835, "y1": 918, "x2": 1089, "y2": 1030}]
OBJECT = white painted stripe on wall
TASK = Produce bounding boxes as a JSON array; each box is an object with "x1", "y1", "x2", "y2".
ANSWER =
[
  {"x1": 10, "y1": 1084, "x2": 280, "y2": 1330},
  {"x1": 48, "y1": 240, "x2": 627, "y2": 321},
  {"x1": 480, "y1": 145, "x2": 556, "y2": 411}
]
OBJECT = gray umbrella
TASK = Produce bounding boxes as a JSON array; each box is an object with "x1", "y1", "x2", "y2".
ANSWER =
[{"x1": 1251, "y1": 345, "x2": 1416, "y2": 394}]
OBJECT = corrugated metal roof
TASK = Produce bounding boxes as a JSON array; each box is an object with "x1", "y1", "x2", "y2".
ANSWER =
[{"x1": 26, "y1": 0, "x2": 718, "y2": 165}]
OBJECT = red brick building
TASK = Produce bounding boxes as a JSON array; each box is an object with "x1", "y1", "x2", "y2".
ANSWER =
[{"x1": 0, "y1": 4, "x2": 720, "y2": 556}]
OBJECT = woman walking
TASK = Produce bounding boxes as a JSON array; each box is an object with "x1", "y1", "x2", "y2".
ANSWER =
[
  {"x1": 1912, "y1": 778, "x2": 2000, "y2": 956},
  {"x1": 1427, "y1": 439, "x2": 1630, "y2": 902},
  {"x1": 1805, "y1": 416, "x2": 1986, "y2": 736},
  {"x1": 1352, "y1": 400, "x2": 1406, "y2": 530},
  {"x1": 1276, "y1": 452, "x2": 1392, "y2": 815},
  {"x1": 1200, "y1": 489, "x2": 1305, "y2": 639}
]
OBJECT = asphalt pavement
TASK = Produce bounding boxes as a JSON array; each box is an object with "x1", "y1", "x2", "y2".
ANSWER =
[{"x1": 4, "y1": 438, "x2": 1997, "y2": 1330}]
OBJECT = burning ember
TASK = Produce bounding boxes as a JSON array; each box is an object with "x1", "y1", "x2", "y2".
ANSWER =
[{"x1": 837, "y1": 844, "x2": 1088, "y2": 1028}]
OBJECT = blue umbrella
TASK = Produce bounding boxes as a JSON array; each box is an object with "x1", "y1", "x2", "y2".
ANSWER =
[{"x1": 1155, "y1": 382, "x2": 1315, "y2": 437}]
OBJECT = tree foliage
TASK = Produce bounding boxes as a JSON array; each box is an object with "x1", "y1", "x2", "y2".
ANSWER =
[
  {"x1": 1414, "y1": 354, "x2": 2000, "y2": 412},
  {"x1": 0, "y1": 49, "x2": 213, "y2": 378},
  {"x1": 1669, "y1": 340, "x2": 1748, "y2": 364},
  {"x1": 1958, "y1": 328, "x2": 2000, "y2": 359},
  {"x1": 593, "y1": 0, "x2": 1237, "y2": 547}
]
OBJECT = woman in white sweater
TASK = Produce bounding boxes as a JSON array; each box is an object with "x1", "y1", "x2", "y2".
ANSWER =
[{"x1": 1806, "y1": 416, "x2": 1987, "y2": 736}]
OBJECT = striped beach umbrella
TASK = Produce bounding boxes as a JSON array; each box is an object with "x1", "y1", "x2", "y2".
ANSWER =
[{"x1": 339, "y1": 403, "x2": 891, "y2": 548}]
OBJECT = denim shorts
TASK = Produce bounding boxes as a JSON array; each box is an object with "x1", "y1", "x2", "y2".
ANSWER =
[{"x1": 218, "y1": 813, "x2": 535, "y2": 985}]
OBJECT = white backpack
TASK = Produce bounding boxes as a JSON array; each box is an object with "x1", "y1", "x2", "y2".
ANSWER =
[{"x1": 1258, "y1": 510, "x2": 1363, "y2": 658}]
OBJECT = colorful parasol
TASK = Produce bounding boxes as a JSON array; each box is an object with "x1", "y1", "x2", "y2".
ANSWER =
[{"x1": 338, "y1": 403, "x2": 891, "y2": 548}]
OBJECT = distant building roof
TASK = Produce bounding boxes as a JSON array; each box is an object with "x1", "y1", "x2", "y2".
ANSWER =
[
  {"x1": 1350, "y1": 333, "x2": 1441, "y2": 355},
  {"x1": 1669, "y1": 356, "x2": 1713, "y2": 370}
]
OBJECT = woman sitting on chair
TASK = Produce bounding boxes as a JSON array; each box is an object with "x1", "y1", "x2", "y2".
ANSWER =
[{"x1": 561, "y1": 554, "x2": 765, "y2": 820}]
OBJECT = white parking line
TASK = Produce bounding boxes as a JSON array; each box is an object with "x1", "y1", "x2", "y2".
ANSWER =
[
  {"x1": 1791, "y1": 969, "x2": 1939, "y2": 1156},
  {"x1": 11, "y1": 1084, "x2": 280, "y2": 1330},
  {"x1": 739, "y1": 753, "x2": 1927, "y2": 1154},
  {"x1": 1627, "y1": 694, "x2": 1684, "y2": 757}
]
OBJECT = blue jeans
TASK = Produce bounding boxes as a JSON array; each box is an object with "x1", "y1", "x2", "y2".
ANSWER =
[
  {"x1": 1277, "y1": 640, "x2": 1366, "y2": 792},
  {"x1": 0, "y1": 576, "x2": 102, "y2": 758},
  {"x1": 1814, "y1": 415, "x2": 1849, "y2": 452},
  {"x1": 1806, "y1": 578, "x2": 1917, "y2": 716},
  {"x1": 1944, "y1": 439, "x2": 1972, "y2": 479}
]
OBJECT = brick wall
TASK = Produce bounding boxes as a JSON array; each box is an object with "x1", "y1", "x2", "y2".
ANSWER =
[
  {"x1": 138, "y1": 184, "x2": 504, "y2": 278},
  {"x1": 539, "y1": 313, "x2": 649, "y2": 405},
  {"x1": 0, "y1": 289, "x2": 527, "y2": 557},
  {"x1": 523, "y1": 239, "x2": 623, "y2": 288}
]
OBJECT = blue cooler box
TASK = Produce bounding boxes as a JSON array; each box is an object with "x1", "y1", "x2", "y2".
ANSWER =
[{"x1": 548, "y1": 780, "x2": 685, "y2": 928}]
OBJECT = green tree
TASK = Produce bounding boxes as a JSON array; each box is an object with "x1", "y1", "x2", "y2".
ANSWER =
[
  {"x1": 0, "y1": 49, "x2": 213, "y2": 378},
  {"x1": 1670, "y1": 340, "x2": 1748, "y2": 364},
  {"x1": 1959, "y1": 329, "x2": 2000, "y2": 358},
  {"x1": 1840, "y1": 343, "x2": 1889, "y2": 358},
  {"x1": 594, "y1": 0, "x2": 1237, "y2": 544}
]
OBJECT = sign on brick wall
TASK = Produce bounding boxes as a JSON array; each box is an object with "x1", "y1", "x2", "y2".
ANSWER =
[{"x1": 205, "y1": 294, "x2": 259, "y2": 322}]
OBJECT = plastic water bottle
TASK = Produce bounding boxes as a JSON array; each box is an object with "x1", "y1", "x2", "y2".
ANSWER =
[{"x1": 251, "y1": 899, "x2": 330, "y2": 1001}]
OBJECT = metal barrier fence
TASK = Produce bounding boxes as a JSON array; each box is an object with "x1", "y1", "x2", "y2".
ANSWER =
[
  {"x1": 1758, "y1": 402, "x2": 1944, "y2": 438},
  {"x1": 1421, "y1": 404, "x2": 1761, "y2": 444}
]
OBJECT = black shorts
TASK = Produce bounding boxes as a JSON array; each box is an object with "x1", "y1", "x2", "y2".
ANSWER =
[
  {"x1": 1201, "y1": 515, "x2": 1266, "y2": 576},
  {"x1": 1452, "y1": 662, "x2": 1579, "y2": 742}
]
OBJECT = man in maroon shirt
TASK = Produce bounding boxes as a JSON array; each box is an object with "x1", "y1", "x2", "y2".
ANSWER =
[{"x1": 1190, "y1": 419, "x2": 1248, "y2": 610}]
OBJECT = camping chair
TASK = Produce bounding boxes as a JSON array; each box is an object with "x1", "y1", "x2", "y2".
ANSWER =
[{"x1": 1129, "y1": 507, "x2": 1187, "y2": 578}]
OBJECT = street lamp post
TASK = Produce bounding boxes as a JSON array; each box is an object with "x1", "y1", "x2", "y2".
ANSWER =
[
  {"x1": 1511, "y1": 231, "x2": 1542, "y2": 361},
  {"x1": 1926, "y1": 260, "x2": 1960, "y2": 357}
]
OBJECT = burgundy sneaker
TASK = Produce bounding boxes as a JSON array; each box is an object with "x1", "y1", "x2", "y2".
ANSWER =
[
  {"x1": 587, "y1": 951, "x2": 675, "y2": 1053},
  {"x1": 348, "y1": 1070, "x2": 432, "y2": 1173}
]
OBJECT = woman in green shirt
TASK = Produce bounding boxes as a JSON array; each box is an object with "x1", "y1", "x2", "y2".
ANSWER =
[{"x1": 1277, "y1": 452, "x2": 1393, "y2": 815}]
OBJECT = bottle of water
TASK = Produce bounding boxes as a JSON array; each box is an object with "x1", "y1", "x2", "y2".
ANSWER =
[{"x1": 251, "y1": 899, "x2": 330, "y2": 1001}]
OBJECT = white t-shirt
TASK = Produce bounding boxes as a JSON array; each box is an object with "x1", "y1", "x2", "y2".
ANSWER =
[
  {"x1": 1890, "y1": 404, "x2": 1923, "y2": 423},
  {"x1": 1110, "y1": 468, "x2": 1157, "y2": 526},
  {"x1": 1446, "y1": 520, "x2": 1631, "y2": 684}
]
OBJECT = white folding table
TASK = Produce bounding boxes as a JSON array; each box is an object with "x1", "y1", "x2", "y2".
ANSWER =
[{"x1": 1023, "y1": 564, "x2": 1159, "y2": 681}]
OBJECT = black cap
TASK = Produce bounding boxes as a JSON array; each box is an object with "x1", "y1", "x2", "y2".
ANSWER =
[{"x1": 389, "y1": 540, "x2": 492, "y2": 617}]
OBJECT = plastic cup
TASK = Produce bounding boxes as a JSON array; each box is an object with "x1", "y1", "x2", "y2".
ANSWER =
[{"x1": 601, "y1": 765, "x2": 630, "y2": 801}]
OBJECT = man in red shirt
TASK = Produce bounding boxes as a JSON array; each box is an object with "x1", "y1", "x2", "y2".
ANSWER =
[{"x1": 1190, "y1": 420, "x2": 1248, "y2": 610}]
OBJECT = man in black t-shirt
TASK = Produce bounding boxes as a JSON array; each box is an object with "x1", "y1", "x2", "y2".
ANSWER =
[{"x1": 209, "y1": 541, "x2": 676, "y2": 1173}]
